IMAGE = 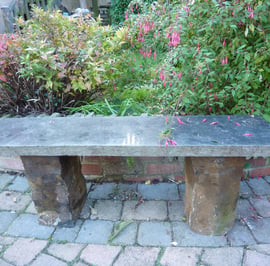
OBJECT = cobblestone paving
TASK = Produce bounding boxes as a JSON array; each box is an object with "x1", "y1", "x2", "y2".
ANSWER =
[{"x1": 0, "y1": 172, "x2": 270, "y2": 265}]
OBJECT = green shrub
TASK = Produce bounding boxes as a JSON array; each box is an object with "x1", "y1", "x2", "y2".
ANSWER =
[
  {"x1": 110, "y1": 0, "x2": 155, "y2": 26},
  {"x1": 0, "y1": 7, "x2": 125, "y2": 116},
  {"x1": 124, "y1": 0, "x2": 270, "y2": 116}
]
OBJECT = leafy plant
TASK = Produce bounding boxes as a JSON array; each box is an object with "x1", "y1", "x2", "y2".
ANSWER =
[
  {"x1": 0, "y1": 7, "x2": 126, "y2": 116},
  {"x1": 124, "y1": 0, "x2": 270, "y2": 116}
]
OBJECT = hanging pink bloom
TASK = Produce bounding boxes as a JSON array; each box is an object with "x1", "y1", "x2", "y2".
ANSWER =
[
  {"x1": 153, "y1": 50, "x2": 157, "y2": 60},
  {"x1": 125, "y1": 11, "x2": 128, "y2": 20},
  {"x1": 178, "y1": 72, "x2": 182, "y2": 81},
  {"x1": 223, "y1": 39, "x2": 226, "y2": 48},
  {"x1": 159, "y1": 70, "x2": 165, "y2": 81},
  {"x1": 171, "y1": 31, "x2": 180, "y2": 47}
]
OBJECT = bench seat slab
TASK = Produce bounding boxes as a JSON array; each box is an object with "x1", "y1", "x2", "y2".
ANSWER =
[
  {"x1": 185, "y1": 157, "x2": 245, "y2": 235},
  {"x1": 21, "y1": 156, "x2": 87, "y2": 227}
]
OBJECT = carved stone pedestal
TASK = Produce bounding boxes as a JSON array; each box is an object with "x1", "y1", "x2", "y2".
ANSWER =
[
  {"x1": 185, "y1": 157, "x2": 245, "y2": 235},
  {"x1": 21, "y1": 156, "x2": 87, "y2": 227}
]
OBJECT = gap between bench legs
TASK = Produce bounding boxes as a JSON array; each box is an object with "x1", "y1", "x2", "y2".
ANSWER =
[
  {"x1": 184, "y1": 156, "x2": 245, "y2": 236},
  {"x1": 21, "y1": 156, "x2": 87, "y2": 227}
]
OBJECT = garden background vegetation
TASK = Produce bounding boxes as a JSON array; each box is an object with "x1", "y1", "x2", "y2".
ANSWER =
[{"x1": 0, "y1": 0, "x2": 269, "y2": 120}]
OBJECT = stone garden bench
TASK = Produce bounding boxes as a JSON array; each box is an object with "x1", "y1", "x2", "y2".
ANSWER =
[{"x1": 0, "y1": 115, "x2": 269, "y2": 235}]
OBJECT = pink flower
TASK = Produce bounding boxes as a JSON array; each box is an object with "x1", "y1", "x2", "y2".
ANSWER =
[
  {"x1": 202, "y1": 118, "x2": 207, "y2": 123},
  {"x1": 171, "y1": 31, "x2": 180, "y2": 47},
  {"x1": 176, "y1": 116, "x2": 185, "y2": 125},
  {"x1": 178, "y1": 72, "x2": 182, "y2": 81},
  {"x1": 159, "y1": 70, "x2": 165, "y2": 81},
  {"x1": 153, "y1": 50, "x2": 157, "y2": 60},
  {"x1": 125, "y1": 12, "x2": 128, "y2": 20}
]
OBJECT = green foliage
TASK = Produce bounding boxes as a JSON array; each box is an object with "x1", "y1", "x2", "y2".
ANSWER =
[
  {"x1": 0, "y1": 7, "x2": 126, "y2": 115},
  {"x1": 124, "y1": 0, "x2": 270, "y2": 116},
  {"x1": 110, "y1": 0, "x2": 155, "y2": 26}
]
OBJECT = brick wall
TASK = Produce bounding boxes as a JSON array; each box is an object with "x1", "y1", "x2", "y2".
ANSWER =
[{"x1": 0, "y1": 155, "x2": 270, "y2": 182}]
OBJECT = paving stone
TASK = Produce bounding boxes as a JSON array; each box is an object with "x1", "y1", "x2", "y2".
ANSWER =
[
  {"x1": 264, "y1": 176, "x2": 270, "y2": 183},
  {"x1": 0, "y1": 191, "x2": 31, "y2": 212},
  {"x1": 168, "y1": 200, "x2": 185, "y2": 221},
  {"x1": 246, "y1": 218, "x2": 270, "y2": 243},
  {"x1": 201, "y1": 247, "x2": 243, "y2": 266},
  {"x1": 248, "y1": 244, "x2": 270, "y2": 255},
  {"x1": 137, "y1": 222, "x2": 172, "y2": 246},
  {"x1": 3, "y1": 238, "x2": 47, "y2": 266},
  {"x1": 114, "y1": 246, "x2": 160, "y2": 266},
  {"x1": 5, "y1": 213, "x2": 54, "y2": 239},
  {"x1": 79, "y1": 199, "x2": 92, "y2": 219},
  {"x1": 91, "y1": 200, "x2": 122, "y2": 221},
  {"x1": 160, "y1": 247, "x2": 202, "y2": 266},
  {"x1": 0, "y1": 212, "x2": 17, "y2": 233},
  {"x1": 246, "y1": 178, "x2": 270, "y2": 196},
  {"x1": 31, "y1": 254, "x2": 67, "y2": 266},
  {"x1": 138, "y1": 183, "x2": 179, "y2": 200},
  {"x1": 80, "y1": 244, "x2": 121, "y2": 266},
  {"x1": 243, "y1": 249, "x2": 270, "y2": 266},
  {"x1": 52, "y1": 220, "x2": 83, "y2": 242},
  {"x1": 0, "y1": 258, "x2": 13, "y2": 266},
  {"x1": 0, "y1": 236, "x2": 16, "y2": 245},
  {"x1": 227, "y1": 220, "x2": 257, "y2": 246},
  {"x1": 236, "y1": 199, "x2": 253, "y2": 220},
  {"x1": 25, "y1": 201, "x2": 37, "y2": 214},
  {"x1": 75, "y1": 220, "x2": 114, "y2": 244},
  {"x1": 47, "y1": 243, "x2": 84, "y2": 262},
  {"x1": 240, "y1": 181, "x2": 253, "y2": 198},
  {"x1": 111, "y1": 222, "x2": 138, "y2": 246},
  {"x1": 6, "y1": 176, "x2": 30, "y2": 192},
  {"x1": 122, "y1": 200, "x2": 167, "y2": 221},
  {"x1": 0, "y1": 174, "x2": 15, "y2": 190},
  {"x1": 250, "y1": 196, "x2": 270, "y2": 217},
  {"x1": 172, "y1": 222, "x2": 227, "y2": 247},
  {"x1": 73, "y1": 261, "x2": 89, "y2": 266},
  {"x1": 88, "y1": 183, "x2": 117, "y2": 199}
]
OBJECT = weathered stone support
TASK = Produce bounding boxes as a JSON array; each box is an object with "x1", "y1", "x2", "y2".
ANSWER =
[
  {"x1": 21, "y1": 156, "x2": 87, "y2": 227},
  {"x1": 184, "y1": 157, "x2": 245, "y2": 235}
]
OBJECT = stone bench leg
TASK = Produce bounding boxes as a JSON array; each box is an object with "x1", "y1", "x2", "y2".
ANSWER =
[
  {"x1": 184, "y1": 157, "x2": 245, "y2": 235},
  {"x1": 21, "y1": 156, "x2": 87, "y2": 227}
]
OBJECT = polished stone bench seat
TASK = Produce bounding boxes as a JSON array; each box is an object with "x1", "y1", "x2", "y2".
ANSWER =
[{"x1": 0, "y1": 115, "x2": 269, "y2": 235}]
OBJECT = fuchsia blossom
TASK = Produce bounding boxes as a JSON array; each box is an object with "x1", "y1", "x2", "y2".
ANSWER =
[
  {"x1": 153, "y1": 50, "x2": 157, "y2": 60},
  {"x1": 159, "y1": 69, "x2": 165, "y2": 81},
  {"x1": 171, "y1": 31, "x2": 180, "y2": 47}
]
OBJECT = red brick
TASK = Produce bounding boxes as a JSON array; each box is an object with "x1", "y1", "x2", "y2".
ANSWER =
[
  {"x1": 81, "y1": 164, "x2": 102, "y2": 175},
  {"x1": 249, "y1": 167, "x2": 270, "y2": 178},
  {"x1": 82, "y1": 156, "x2": 121, "y2": 163},
  {"x1": 146, "y1": 163, "x2": 183, "y2": 175},
  {"x1": 246, "y1": 158, "x2": 267, "y2": 168}
]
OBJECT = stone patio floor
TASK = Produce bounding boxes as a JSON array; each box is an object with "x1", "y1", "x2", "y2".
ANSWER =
[{"x1": 0, "y1": 172, "x2": 270, "y2": 265}]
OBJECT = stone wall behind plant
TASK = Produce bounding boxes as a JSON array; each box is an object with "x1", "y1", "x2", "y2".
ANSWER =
[{"x1": 0, "y1": 156, "x2": 269, "y2": 182}]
